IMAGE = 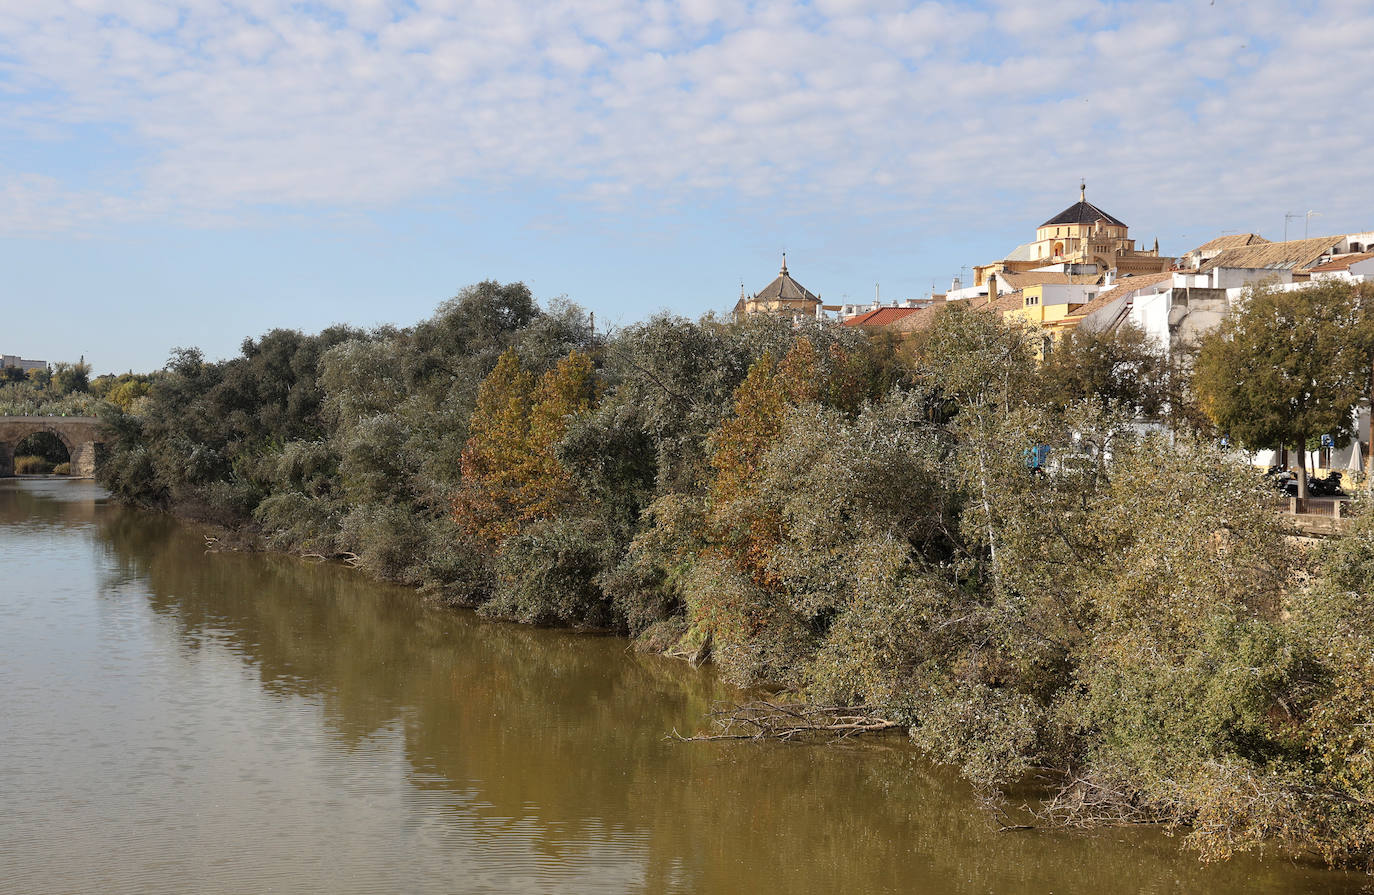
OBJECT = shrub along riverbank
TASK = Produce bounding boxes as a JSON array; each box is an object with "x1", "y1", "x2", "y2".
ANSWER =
[{"x1": 97, "y1": 281, "x2": 1374, "y2": 869}]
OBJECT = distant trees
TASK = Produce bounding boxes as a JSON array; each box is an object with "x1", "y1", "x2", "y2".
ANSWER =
[
  {"x1": 0, "y1": 358, "x2": 102, "y2": 416},
  {"x1": 1194, "y1": 282, "x2": 1372, "y2": 497}
]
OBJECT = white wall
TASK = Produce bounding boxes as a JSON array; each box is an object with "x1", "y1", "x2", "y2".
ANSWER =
[
  {"x1": 1130, "y1": 289, "x2": 1173, "y2": 351},
  {"x1": 1210, "y1": 267, "x2": 1293, "y2": 290},
  {"x1": 1038, "y1": 283, "x2": 1097, "y2": 306},
  {"x1": 945, "y1": 284, "x2": 988, "y2": 301}
]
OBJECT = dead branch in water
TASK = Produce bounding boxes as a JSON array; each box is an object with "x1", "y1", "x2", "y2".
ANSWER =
[
  {"x1": 1032, "y1": 772, "x2": 1170, "y2": 828},
  {"x1": 663, "y1": 632, "x2": 712, "y2": 668},
  {"x1": 670, "y1": 700, "x2": 901, "y2": 743}
]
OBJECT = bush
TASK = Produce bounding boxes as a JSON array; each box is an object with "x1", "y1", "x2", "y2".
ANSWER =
[
  {"x1": 53, "y1": 462, "x2": 70, "y2": 475},
  {"x1": 484, "y1": 516, "x2": 619, "y2": 628},
  {"x1": 13, "y1": 455, "x2": 53, "y2": 474}
]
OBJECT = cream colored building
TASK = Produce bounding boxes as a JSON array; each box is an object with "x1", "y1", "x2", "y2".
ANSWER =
[{"x1": 974, "y1": 185, "x2": 1172, "y2": 286}]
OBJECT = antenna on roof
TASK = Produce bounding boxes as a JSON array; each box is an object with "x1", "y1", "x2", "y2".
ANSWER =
[{"x1": 1284, "y1": 212, "x2": 1301, "y2": 242}]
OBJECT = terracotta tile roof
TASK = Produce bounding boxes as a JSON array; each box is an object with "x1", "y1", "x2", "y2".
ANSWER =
[
  {"x1": 843, "y1": 307, "x2": 920, "y2": 327},
  {"x1": 1308, "y1": 251, "x2": 1374, "y2": 272},
  {"x1": 1067, "y1": 270, "x2": 1174, "y2": 321},
  {"x1": 1200, "y1": 236, "x2": 1342, "y2": 272},
  {"x1": 970, "y1": 291, "x2": 1026, "y2": 315},
  {"x1": 1186, "y1": 233, "x2": 1269, "y2": 256},
  {"x1": 995, "y1": 270, "x2": 1101, "y2": 290},
  {"x1": 888, "y1": 306, "x2": 939, "y2": 333}
]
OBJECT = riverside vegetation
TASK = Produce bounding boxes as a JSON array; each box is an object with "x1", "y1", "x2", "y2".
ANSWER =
[{"x1": 86, "y1": 280, "x2": 1374, "y2": 870}]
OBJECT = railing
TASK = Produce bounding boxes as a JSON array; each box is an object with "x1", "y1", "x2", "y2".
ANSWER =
[{"x1": 1274, "y1": 496, "x2": 1350, "y2": 518}]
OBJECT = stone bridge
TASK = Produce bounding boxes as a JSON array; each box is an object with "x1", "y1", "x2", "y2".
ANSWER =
[{"x1": 0, "y1": 416, "x2": 110, "y2": 478}]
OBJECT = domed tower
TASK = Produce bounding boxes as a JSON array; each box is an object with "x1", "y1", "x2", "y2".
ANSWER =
[
  {"x1": 1033, "y1": 182, "x2": 1131, "y2": 267},
  {"x1": 733, "y1": 254, "x2": 822, "y2": 321}
]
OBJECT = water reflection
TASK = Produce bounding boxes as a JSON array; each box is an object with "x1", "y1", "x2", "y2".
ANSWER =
[
  {"x1": 1, "y1": 480, "x2": 1365, "y2": 894},
  {"x1": 0, "y1": 476, "x2": 99, "y2": 527}
]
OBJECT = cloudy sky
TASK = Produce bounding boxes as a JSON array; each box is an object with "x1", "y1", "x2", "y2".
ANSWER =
[{"x1": 2, "y1": 0, "x2": 1371, "y2": 372}]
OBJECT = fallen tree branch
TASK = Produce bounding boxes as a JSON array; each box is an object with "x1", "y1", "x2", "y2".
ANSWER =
[
  {"x1": 670, "y1": 700, "x2": 902, "y2": 742},
  {"x1": 1032, "y1": 772, "x2": 1172, "y2": 828}
]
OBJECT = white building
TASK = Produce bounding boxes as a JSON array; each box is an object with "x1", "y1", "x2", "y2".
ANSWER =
[{"x1": 1075, "y1": 233, "x2": 1374, "y2": 476}]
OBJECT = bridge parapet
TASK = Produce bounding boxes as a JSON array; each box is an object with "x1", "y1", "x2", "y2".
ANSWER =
[{"x1": 0, "y1": 416, "x2": 110, "y2": 478}]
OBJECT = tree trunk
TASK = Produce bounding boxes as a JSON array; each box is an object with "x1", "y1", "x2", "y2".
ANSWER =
[
  {"x1": 1367, "y1": 358, "x2": 1374, "y2": 491},
  {"x1": 1296, "y1": 444, "x2": 1309, "y2": 499}
]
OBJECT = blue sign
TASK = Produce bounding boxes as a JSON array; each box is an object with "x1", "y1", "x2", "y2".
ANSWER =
[{"x1": 1023, "y1": 445, "x2": 1051, "y2": 470}]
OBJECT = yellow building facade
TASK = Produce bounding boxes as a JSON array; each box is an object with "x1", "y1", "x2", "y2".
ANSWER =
[{"x1": 1002, "y1": 283, "x2": 1097, "y2": 356}]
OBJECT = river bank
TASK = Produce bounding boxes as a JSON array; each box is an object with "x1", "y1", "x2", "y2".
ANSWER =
[
  {"x1": 3, "y1": 477, "x2": 1366, "y2": 894},
  {"x1": 86, "y1": 287, "x2": 1374, "y2": 869}
]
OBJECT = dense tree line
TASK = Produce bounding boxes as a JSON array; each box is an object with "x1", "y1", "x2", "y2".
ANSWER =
[{"x1": 96, "y1": 280, "x2": 1374, "y2": 869}]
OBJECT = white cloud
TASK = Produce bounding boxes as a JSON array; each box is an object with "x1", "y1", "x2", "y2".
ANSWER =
[{"x1": 0, "y1": 0, "x2": 1372, "y2": 238}]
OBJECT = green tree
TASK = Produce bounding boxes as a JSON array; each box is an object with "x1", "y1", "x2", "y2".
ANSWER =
[
  {"x1": 1194, "y1": 282, "x2": 1369, "y2": 497},
  {"x1": 1041, "y1": 324, "x2": 1171, "y2": 418},
  {"x1": 50, "y1": 360, "x2": 92, "y2": 396}
]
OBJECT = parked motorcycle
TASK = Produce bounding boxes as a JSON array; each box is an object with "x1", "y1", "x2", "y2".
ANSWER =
[{"x1": 1308, "y1": 469, "x2": 1349, "y2": 498}]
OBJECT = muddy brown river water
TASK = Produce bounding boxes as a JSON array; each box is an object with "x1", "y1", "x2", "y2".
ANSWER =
[{"x1": 0, "y1": 478, "x2": 1366, "y2": 894}]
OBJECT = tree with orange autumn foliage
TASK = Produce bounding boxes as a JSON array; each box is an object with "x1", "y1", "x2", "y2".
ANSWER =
[{"x1": 454, "y1": 348, "x2": 597, "y2": 549}]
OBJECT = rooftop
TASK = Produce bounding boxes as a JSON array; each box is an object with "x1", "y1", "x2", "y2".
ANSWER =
[
  {"x1": 750, "y1": 255, "x2": 820, "y2": 304},
  {"x1": 995, "y1": 270, "x2": 1101, "y2": 290},
  {"x1": 1067, "y1": 270, "x2": 1176, "y2": 322},
  {"x1": 1308, "y1": 251, "x2": 1374, "y2": 273},
  {"x1": 1185, "y1": 233, "x2": 1269, "y2": 257},
  {"x1": 1199, "y1": 236, "x2": 1342, "y2": 272},
  {"x1": 1040, "y1": 186, "x2": 1127, "y2": 229},
  {"x1": 843, "y1": 307, "x2": 920, "y2": 327}
]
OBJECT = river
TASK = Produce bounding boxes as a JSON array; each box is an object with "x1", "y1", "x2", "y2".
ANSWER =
[{"x1": 0, "y1": 478, "x2": 1363, "y2": 894}]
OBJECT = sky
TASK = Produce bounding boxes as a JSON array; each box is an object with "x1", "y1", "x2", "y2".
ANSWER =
[{"x1": 2, "y1": 0, "x2": 1372, "y2": 374}]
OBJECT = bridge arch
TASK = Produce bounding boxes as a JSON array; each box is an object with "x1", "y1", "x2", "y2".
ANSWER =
[{"x1": 0, "y1": 416, "x2": 109, "y2": 478}]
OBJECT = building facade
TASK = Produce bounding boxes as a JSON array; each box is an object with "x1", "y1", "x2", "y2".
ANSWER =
[
  {"x1": 974, "y1": 185, "x2": 1172, "y2": 286},
  {"x1": 1, "y1": 355, "x2": 47, "y2": 373}
]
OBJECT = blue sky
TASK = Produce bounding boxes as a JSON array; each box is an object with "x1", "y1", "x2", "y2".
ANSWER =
[{"x1": 2, "y1": 0, "x2": 1372, "y2": 373}]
